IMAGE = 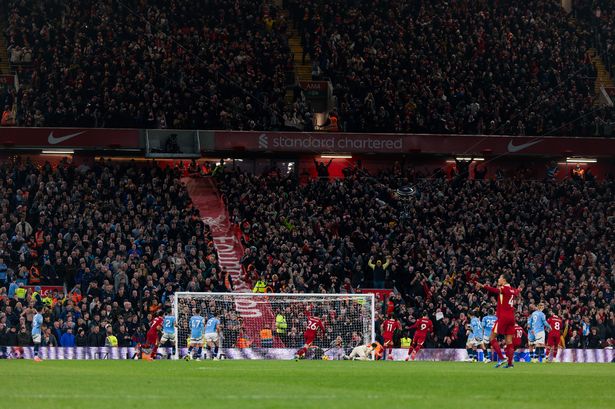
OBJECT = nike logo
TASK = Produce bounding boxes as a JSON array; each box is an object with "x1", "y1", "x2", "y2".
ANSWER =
[
  {"x1": 507, "y1": 139, "x2": 541, "y2": 153},
  {"x1": 47, "y1": 131, "x2": 86, "y2": 145}
]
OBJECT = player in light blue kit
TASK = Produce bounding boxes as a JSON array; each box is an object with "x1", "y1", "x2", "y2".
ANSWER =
[
  {"x1": 32, "y1": 305, "x2": 44, "y2": 362},
  {"x1": 481, "y1": 308, "x2": 497, "y2": 363},
  {"x1": 160, "y1": 312, "x2": 176, "y2": 359},
  {"x1": 204, "y1": 312, "x2": 222, "y2": 360},
  {"x1": 185, "y1": 308, "x2": 205, "y2": 361},
  {"x1": 528, "y1": 302, "x2": 551, "y2": 363},
  {"x1": 465, "y1": 310, "x2": 483, "y2": 361}
]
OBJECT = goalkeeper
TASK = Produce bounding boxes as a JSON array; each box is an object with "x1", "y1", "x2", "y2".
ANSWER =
[
  {"x1": 324, "y1": 336, "x2": 345, "y2": 360},
  {"x1": 343, "y1": 343, "x2": 378, "y2": 360}
]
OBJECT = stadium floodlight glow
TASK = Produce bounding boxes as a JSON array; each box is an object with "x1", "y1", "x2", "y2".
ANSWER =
[
  {"x1": 320, "y1": 154, "x2": 352, "y2": 159},
  {"x1": 566, "y1": 157, "x2": 597, "y2": 163},
  {"x1": 42, "y1": 149, "x2": 74, "y2": 155},
  {"x1": 454, "y1": 157, "x2": 484, "y2": 161}
]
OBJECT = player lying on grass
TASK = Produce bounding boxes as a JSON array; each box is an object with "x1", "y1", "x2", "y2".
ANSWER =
[
  {"x1": 476, "y1": 273, "x2": 522, "y2": 368},
  {"x1": 343, "y1": 343, "x2": 379, "y2": 360}
]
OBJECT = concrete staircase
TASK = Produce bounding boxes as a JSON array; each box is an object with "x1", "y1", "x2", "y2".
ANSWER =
[
  {"x1": 274, "y1": 0, "x2": 311, "y2": 83},
  {"x1": 589, "y1": 48, "x2": 614, "y2": 97},
  {"x1": 0, "y1": 26, "x2": 11, "y2": 75}
]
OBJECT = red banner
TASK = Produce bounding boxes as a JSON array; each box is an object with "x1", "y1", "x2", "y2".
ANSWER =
[
  {"x1": 213, "y1": 131, "x2": 615, "y2": 156},
  {"x1": 24, "y1": 285, "x2": 65, "y2": 297},
  {"x1": 358, "y1": 289, "x2": 393, "y2": 302},
  {"x1": 0, "y1": 128, "x2": 140, "y2": 148}
]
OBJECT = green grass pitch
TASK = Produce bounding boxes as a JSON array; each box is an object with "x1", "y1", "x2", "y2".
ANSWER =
[{"x1": 4, "y1": 360, "x2": 614, "y2": 409}]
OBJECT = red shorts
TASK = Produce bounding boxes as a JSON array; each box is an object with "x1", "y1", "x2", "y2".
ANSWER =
[
  {"x1": 493, "y1": 315, "x2": 515, "y2": 336},
  {"x1": 547, "y1": 333, "x2": 560, "y2": 347},
  {"x1": 304, "y1": 332, "x2": 315, "y2": 346},
  {"x1": 383, "y1": 335, "x2": 393, "y2": 346},
  {"x1": 146, "y1": 331, "x2": 159, "y2": 346},
  {"x1": 413, "y1": 334, "x2": 426, "y2": 347}
]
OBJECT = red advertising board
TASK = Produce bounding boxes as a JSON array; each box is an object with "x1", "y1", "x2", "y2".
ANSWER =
[
  {"x1": 213, "y1": 131, "x2": 615, "y2": 156},
  {"x1": 0, "y1": 127, "x2": 140, "y2": 148}
]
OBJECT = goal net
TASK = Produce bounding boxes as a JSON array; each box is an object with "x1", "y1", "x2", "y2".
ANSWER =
[{"x1": 174, "y1": 292, "x2": 375, "y2": 360}]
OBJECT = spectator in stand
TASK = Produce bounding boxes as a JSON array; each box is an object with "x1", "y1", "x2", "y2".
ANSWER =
[{"x1": 5, "y1": 0, "x2": 305, "y2": 130}]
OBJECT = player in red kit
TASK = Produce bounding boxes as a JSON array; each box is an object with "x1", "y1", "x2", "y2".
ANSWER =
[
  {"x1": 294, "y1": 313, "x2": 325, "y2": 360},
  {"x1": 405, "y1": 312, "x2": 433, "y2": 361},
  {"x1": 546, "y1": 313, "x2": 563, "y2": 362},
  {"x1": 512, "y1": 323, "x2": 526, "y2": 350},
  {"x1": 476, "y1": 273, "x2": 522, "y2": 368},
  {"x1": 145, "y1": 311, "x2": 164, "y2": 360},
  {"x1": 381, "y1": 315, "x2": 401, "y2": 360}
]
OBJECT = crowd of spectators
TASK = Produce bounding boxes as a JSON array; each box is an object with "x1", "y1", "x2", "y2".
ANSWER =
[
  {"x1": 218, "y1": 162, "x2": 614, "y2": 348},
  {"x1": 3, "y1": 0, "x2": 297, "y2": 130},
  {"x1": 288, "y1": 0, "x2": 604, "y2": 135},
  {"x1": 0, "y1": 157, "x2": 613, "y2": 352},
  {"x1": 0, "y1": 157, "x2": 234, "y2": 351}
]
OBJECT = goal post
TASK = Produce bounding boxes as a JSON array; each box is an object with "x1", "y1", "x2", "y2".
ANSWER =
[{"x1": 173, "y1": 292, "x2": 375, "y2": 360}]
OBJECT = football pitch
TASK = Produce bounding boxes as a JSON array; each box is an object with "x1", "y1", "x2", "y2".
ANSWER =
[{"x1": 3, "y1": 360, "x2": 614, "y2": 409}]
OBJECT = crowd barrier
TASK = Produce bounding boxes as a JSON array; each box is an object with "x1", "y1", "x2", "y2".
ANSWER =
[{"x1": 2, "y1": 347, "x2": 613, "y2": 362}]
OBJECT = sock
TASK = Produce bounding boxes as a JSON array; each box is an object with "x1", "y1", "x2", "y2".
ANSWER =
[
  {"x1": 407, "y1": 347, "x2": 414, "y2": 356},
  {"x1": 545, "y1": 346, "x2": 551, "y2": 359},
  {"x1": 196, "y1": 347, "x2": 202, "y2": 359},
  {"x1": 413, "y1": 345, "x2": 422, "y2": 358},
  {"x1": 297, "y1": 347, "x2": 307, "y2": 357},
  {"x1": 34, "y1": 344, "x2": 40, "y2": 358},
  {"x1": 505, "y1": 344, "x2": 514, "y2": 365},
  {"x1": 466, "y1": 348, "x2": 474, "y2": 359},
  {"x1": 388, "y1": 347, "x2": 393, "y2": 358},
  {"x1": 151, "y1": 344, "x2": 158, "y2": 358},
  {"x1": 214, "y1": 346, "x2": 219, "y2": 357},
  {"x1": 537, "y1": 347, "x2": 544, "y2": 362},
  {"x1": 490, "y1": 339, "x2": 505, "y2": 360},
  {"x1": 553, "y1": 347, "x2": 558, "y2": 359}
]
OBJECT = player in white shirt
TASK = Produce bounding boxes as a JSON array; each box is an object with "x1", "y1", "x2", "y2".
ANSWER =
[{"x1": 343, "y1": 343, "x2": 377, "y2": 361}]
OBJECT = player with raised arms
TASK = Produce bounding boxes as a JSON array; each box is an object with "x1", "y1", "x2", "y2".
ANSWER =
[
  {"x1": 465, "y1": 309, "x2": 483, "y2": 362},
  {"x1": 185, "y1": 308, "x2": 205, "y2": 361},
  {"x1": 381, "y1": 314, "x2": 401, "y2": 360},
  {"x1": 145, "y1": 310, "x2": 164, "y2": 360},
  {"x1": 294, "y1": 310, "x2": 325, "y2": 360},
  {"x1": 204, "y1": 312, "x2": 222, "y2": 360},
  {"x1": 475, "y1": 273, "x2": 522, "y2": 368},
  {"x1": 160, "y1": 311, "x2": 176, "y2": 359},
  {"x1": 528, "y1": 303, "x2": 551, "y2": 362},
  {"x1": 546, "y1": 311, "x2": 563, "y2": 362},
  {"x1": 481, "y1": 308, "x2": 497, "y2": 362},
  {"x1": 405, "y1": 311, "x2": 433, "y2": 361}
]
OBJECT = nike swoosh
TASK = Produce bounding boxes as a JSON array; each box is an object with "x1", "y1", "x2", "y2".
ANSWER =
[
  {"x1": 507, "y1": 139, "x2": 542, "y2": 153},
  {"x1": 48, "y1": 131, "x2": 86, "y2": 145}
]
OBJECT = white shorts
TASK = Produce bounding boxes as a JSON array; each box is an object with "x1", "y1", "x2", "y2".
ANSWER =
[
  {"x1": 160, "y1": 332, "x2": 175, "y2": 344},
  {"x1": 205, "y1": 333, "x2": 219, "y2": 343},
  {"x1": 32, "y1": 333, "x2": 41, "y2": 344},
  {"x1": 190, "y1": 335, "x2": 204, "y2": 345},
  {"x1": 467, "y1": 337, "x2": 482, "y2": 347},
  {"x1": 532, "y1": 331, "x2": 546, "y2": 345},
  {"x1": 482, "y1": 336, "x2": 491, "y2": 344}
]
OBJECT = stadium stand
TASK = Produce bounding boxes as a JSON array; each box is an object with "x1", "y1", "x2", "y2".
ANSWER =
[
  {"x1": 3, "y1": 0, "x2": 297, "y2": 130},
  {"x1": 0, "y1": 159, "x2": 613, "y2": 350},
  {"x1": 2, "y1": 0, "x2": 614, "y2": 134}
]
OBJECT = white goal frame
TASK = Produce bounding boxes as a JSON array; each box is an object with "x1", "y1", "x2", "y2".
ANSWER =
[{"x1": 173, "y1": 292, "x2": 375, "y2": 360}]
